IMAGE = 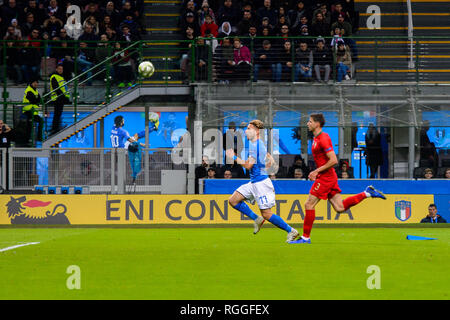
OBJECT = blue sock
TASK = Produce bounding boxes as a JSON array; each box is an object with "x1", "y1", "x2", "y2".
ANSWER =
[
  {"x1": 233, "y1": 202, "x2": 258, "y2": 220},
  {"x1": 268, "y1": 214, "x2": 292, "y2": 233}
]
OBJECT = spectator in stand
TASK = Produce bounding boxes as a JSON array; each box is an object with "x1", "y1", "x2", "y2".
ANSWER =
[
  {"x1": 27, "y1": 27, "x2": 42, "y2": 52},
  {"x1": 445, "y1": 168, "x2": 450, "y2": 179},
  {"x1": 259, "y1": 16, "x2": 274, "y2": 36},
  {"x1": 99, "y1": 15, "x2": 114, "y2": 35},
  {"x1": 330, "y1": 25, "x2": 344, "y2": 49},
  {"x1": 419, "y1": 120, "x2": 439, "y2": 171},
  {"x1": 217, "y1": 0, "x2": 239, "y2": 27},
  {"x1": 207, "y1": 167, "x2": 217, "y2": 179},
  {"x1": 19, "y1": 41, "x2": 41, "y2": 84},
  {"x1": 21, "y1": 12, "x2": 38, "y2": 38},
  {"x1": 5, "y1": 38, "x2": 23, "y2": 84},
  {"x1": 420, "y1": 204, "x2": 447, "y2": 223},
  {"x1": 222, "y1": 169, "x2": 232, "y2": 179},
  {"x1": 221, "y1": 161, "x2": 245, "y2": 178},
  {"x1": 232, "y1": 37, "x2": 251, "y2": 81},
  {"x1": 298, "y1": 24, "x2": 313, "y2": 47},
  {"x1": 118, "y1": 24, "x2": 140, "y2": 43},
  {"x1": 337, "y1": 160, "x2": 354, "y2": 178},
  {"x1": 43, "y1": 14, "x2": 64, "y2": 38},
  {"x1": 198, "y1": 1, "x2": 216, "y2": 27},
  {"x1": 200, "y1": 14, "x2": 218, "y2": 37},
  {"x1": 204, "y1": 29, "x2": 218, "y2": 53},
  {"x1": 288, "y1": 155, "x2": 310, "y2": 178},
  {"x1": 241, "y1": 25, "x2": 257, "y2": 49},
  {"x1": 83, "y1": 15, "x2": 100, "y2": 36},
  {"x1": 215, "y1": 37, "x2": 234, "y2": 83},
  {"x1": 256, "y1": 0, "x2": 277, "y2": 28},
  {"x1": 256, "y1": 26, "x2": 272, "y2": 50},
  {"x1": 331, "y1": 1, "x2": 350, "y2": 24},
  {"x1": 46, "y1": 0, "x2": 65, "y2": 21},
  {"x1": 113, "y1": 41, "x2": 134, "y2": 87},
  {"x1": 180, "y1": 11, "x2": 200, "y2": 37},
  {"x1": 3, "y1": 24, "x2": 19, "y2": 40},
  {"x1": 341, "y1": 171, "x2": 350, "y2": 179},
  {"x1": 65, "y1": 15, "x2": 83, "y2": 40},
  {"x1": 105, "y1": 26, "x2": 117, "y2": 41},
  {"x1": 365, "y1": 123, "x2": 382, "y2": 178},
  {"x1": 51, "y1": 40, "x2": 74, "y2": 79},
  {"x1": 313, "y1": 3, "x2": 331, "y2": 25},
  {"x1": 1, "y1": 0, "x2": 20, "y2": 30},
  {"x1": 277, "y1": 24, "x2": 291, "y2": 46},
  {"x1": 82, "y1": 2, "x2": 102, "y2": 23},
  {"x1": 237, "y1": 10, "x2": 256, "y2": 36},
  {"x1": 95, "y1": 34, "x2": 112, "y2": 68},
  {"x1": 423, "y1": 168, "x2": 434, "y2": 179},
  {"x1": 294, "y1": 168, "x2": 305, "y2": 179},
  {"x1": 119, "y1": 14, "x2": 141, "y2": 37},
  {"x1": 275, "y1": 40, "x2": 293, "y2": 82},
  {"x1": 335, "y1": 39, "x2": 352, "y2": 82},
  {"x1": 218, "y1": 21, "x2": 235, "y2": 39},
  {"x1": 78, "y1": 23, "x2": 99, "y2": 46},
  {"x1": 126, "y1": 0, "x2": 146, "y2": 34},
  {"x1": 101, "y1": 2, "x2": 122, "y2": 29},
  {"x1": 10, "y1": 18, "x2": 22, "y2": 39},
  {"x1": 274, "y1": 15, "x2": 289, "y2": 36},
  {"x1": 331, "y1": 12, "x2": 352, "y2": 37},
  {"x1": 190, "y1": 37, "x2": 209, "y2": 81},
  {"x1": 58, "y1": 28, "x2": 73, "y2": 42},
  {"x1": 295, "y1": 41, "x2": 313, "y2": 81},
  {"x1": 253, "y1": 40, "x2": 277, "y2": 82},
  {"x1": 181, "y1": 0, "x2": 196, "y2": 17},
  {"x1": 195, "y1": 155, "x2": 216, "y2": 193},
  {"x1": 21, "y1": 0, "x2": 46, "y2": 27},
  {"x1": 76, "y1": 41, "x2": 96, "y2": 85},
  {"x1": 313, "y1": 37, "x2": 332, "y2": 82},
  {"x1": 289, "y1": 1, "x2": 308, "y2": 34},
  {"x1": 311, "y1": 11, "x2": 330, "y2": 37}
]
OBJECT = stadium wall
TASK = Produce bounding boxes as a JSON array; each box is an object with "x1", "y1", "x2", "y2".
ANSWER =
[{"x1": 1, "y1": 181, "x2": 448, "y2": 225}]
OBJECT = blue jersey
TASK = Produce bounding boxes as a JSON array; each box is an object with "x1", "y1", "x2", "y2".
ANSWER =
[
  {"x1": 135, "y1": 121, "x2": 159, "y2": 139},
  {"x1": 248, "y1": 139, "x2": 268, "y2": 183},
  {"x1": 110, "y1": 126, "x2": 131, "y2": 148}
]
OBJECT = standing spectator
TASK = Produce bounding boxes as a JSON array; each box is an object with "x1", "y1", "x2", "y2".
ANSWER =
[
  {"x1": 331, "y1": 1, "x2": 350, "y2": 24},
  {"x1": 82, "y1": 2, "x2": 102, "y2": 23},
  {"x1": 51, "y1": 40, "x2": 74, "y2": 79},
  {"x1": 256, "y1": 0, "x2": 277, "y2": 27},
  {"x1": 195, "y1": 155, "x2": 216, "y2": 193},
  {"x1": 311, "y1": 11, "x2": 330, "y2": 37},
  {"x1": 95, "y1": 34, "x2": 112, "y2": 70},
  {"x1": 76, "y1": 42, "x2": 96, "y2": 85},
  {"x1": 217, "y1": 0, "x2": 239, "y2": 27},
  {"x1": 419, "y1": 120, "x2": 439, "y2": 170},
  {"x1": 295, "y1": 41, "x2": 313, "y2": 81},
  {"x1": 335, "y1": 40, "x2": 352, "y2": 82},
  {"x1": 223, "y1": 121, "x2": 243, "y2": 154},
  {"x1": 200, "y1": 14, "x2": 218, "y2": 37},
  {"x1": 232, "y1": 37, "x2": 251, "y2": 80},
  {"x1": 275, "y1": 40, "x2": 294, "y2": 82},
  {"x1": 65, "y1": 15, "x2": 83, "y2": 40},
  {"x1": 189, "y1": 37, "x2": 209, "y2": 81},
  {"x1": 3, "y1": 24, "x2": 18, "y2": 39},
  {"x1": 43, "y1": 14, "x2": 64, "y2": 38},
  {"x1": 312, "y1": 37, "x2": 332, "y2": 82},
  {"x1": 49, "y1": 64, "x2": 70, "y2": 134},
  {"x1": 180, "y1": 26, "x2": 195, "y2": 82},
  {"x1": 118, "y1": 24, "x2": 140, "y2": 43},
  {"x1": 0, "y1": 119, "x2": 14, "y2": 149},
  {"x1": 365, "y1": 124, "x2": 383, "y2": 178},
  {"x1": 253, "y1": 40, "x2": 276, "y2": 82},
  {"x1": 126, "y1": 0, "x2": 146, "y2": 35},
  {"x1": 19, "y1": 41, "x2": 41, "y2": 84},
  {"x1": 420, "y1": 204, "x2": 447, "y2": 223},
  {"x1": 198, "y1": 1, "x2": 216, "y2": 27},
  {"x1": 112, "y1": 41, "x2": 134, "y2": 87},
  {"x1": 215, "y1": 37, "x2": 234, "y2": 83},
  {"x1": 5, "y1": 38, "x2": 23, "y2": 84}
]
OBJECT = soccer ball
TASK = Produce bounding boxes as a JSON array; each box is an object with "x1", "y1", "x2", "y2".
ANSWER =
[
  {"x1": 138, "y1": 61, "x2": 155, "y2": 78},
  {"x1": 148, "y1": 111, "x2": 160, "y2": 123}
]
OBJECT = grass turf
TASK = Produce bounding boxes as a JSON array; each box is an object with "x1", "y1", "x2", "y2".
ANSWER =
[{"x1": 0, "y1": 226, "x2": 449, "y2": 300}]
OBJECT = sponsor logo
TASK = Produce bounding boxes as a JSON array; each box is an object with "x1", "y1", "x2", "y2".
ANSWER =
[
  {"x1": 5, "y1": 196, "x2": 70, "y2": 225},
  {"x1": 395, "y1": 200, "x2": 411, "y2": 222}
]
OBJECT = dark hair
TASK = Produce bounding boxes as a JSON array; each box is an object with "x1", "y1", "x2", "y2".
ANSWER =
[
  {"x1": 429, "y1": 204, "x2": 437, "y2": 209},
  {"x1": 310, "y1": 113, "x2": 325, "y2": 127},
  {"x1": 114, "y1": 115, "x2": 124, "y2": 126}
]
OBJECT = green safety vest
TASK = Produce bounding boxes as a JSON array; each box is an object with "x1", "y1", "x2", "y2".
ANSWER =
[
  {"x1": 50, "y1": 73, "x2": 70, "y2": 101},
  {"x1": 22, "y1": 85, "x2": 40, "y2": 115}
]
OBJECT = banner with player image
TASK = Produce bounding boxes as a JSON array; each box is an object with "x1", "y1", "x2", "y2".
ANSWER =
[{"x1": 0, "y1": 194, "x2": 434, "y2": 225}]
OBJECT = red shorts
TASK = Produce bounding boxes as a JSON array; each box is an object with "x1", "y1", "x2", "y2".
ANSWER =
[{"x1": 309, "y1": 176, "x2": 342, "y2": 200}]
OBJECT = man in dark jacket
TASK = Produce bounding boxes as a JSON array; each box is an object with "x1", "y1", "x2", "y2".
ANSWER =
[
  {"x1": 420, "y1": 204, "x2": 447, "y2": 223},
  {"x1": 365, "y1": 123, "x2": 383, "y2": 178},
  {"x1": 253, "y1": 40, "x2": 277, "y2": 81},
  {"x1": 312, "y1": 37, "x2": 332, "y2": 82}
]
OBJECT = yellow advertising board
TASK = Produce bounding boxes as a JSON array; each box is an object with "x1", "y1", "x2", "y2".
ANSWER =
[{"x1": 0, "y1": 194, "x2": 430, "y2": 225}]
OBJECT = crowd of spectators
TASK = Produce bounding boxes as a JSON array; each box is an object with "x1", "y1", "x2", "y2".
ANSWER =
[
  {"x1": 180, "y1": 0, "x2": 359, "y2": 83},
  {"x1": 0, "y1": 0, "x2": 145, "y2": 85}
]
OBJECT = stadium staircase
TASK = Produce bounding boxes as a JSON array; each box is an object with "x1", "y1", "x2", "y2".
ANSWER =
[
  {"x1": 142, "y1": 0, "x2": 185, "y2": 84},
  {"x1": 354, "y1": 0, "x2": 450, "y2": 82}
]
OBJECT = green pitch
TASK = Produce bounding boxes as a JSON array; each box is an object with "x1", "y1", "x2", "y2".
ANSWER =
[{"x1": 0, "y1": 226, "x2": 449, "y2": 300}]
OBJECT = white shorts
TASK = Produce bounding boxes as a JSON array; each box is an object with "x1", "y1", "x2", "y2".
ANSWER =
[{"x1": 236, "y1": 178, "x2": 276, "y2": 210}]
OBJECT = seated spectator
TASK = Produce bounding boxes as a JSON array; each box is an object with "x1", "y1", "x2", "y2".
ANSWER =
[
  {"x1": 275, "y1": 40, "x2": 294, "y2": 82},
  {"x1": 217, "y1": 0, "x2": 239, "y2": 27},
  {"x1": 65, "y1": 16, "x2": 83, "y2": 40},
  {"x1": 298, "y1": 24, "x2": 313, "y2": 47},
  {"x1": 5, "y1": 38, "x2": 23, "y2": 84},
  {"x1": 76, "y1": 41, "x2": 96, "y2": 85},
  {"x1": 294, "y1": 168, "x2": 305, "y2": 179},
  {"x1": 113, "y1": 41, "x2": 134, "y2": 87},
  {"x1": 58, "y1": 28, "x2": 73, "y2": 42},
  {"x1": 331, "y1": 12, "x2": 352, "y2": 37},
  {"x1": 21, "y1": 12, "x2": 38, "y2": 38},
  {"x1": 274, "y1": 14, "x2": 289, "y2": 35},
  {"x1": 423, "y1": 167, "x2": 434, "y2": 179},
  {"x1": 200, "y1": 14, "x2": 219, "y2": 37},
  {"x1": 43, "y1": 14, "x2": 64, "y2": 38},
  {"x1": 119, "y1": 14, "x2": 141, "y2": 37},
  {"x1": 253, "y1": 40, "x2": 277, "y2": 82},
  {"x1": 256, "y1": 0, "x2": 277, "y2": 27},
  {"x1": 46, "y1": 0, "x2": 65, "y2": 21},
  {"x1": 218, "y1": 21, "x2": 236, "y2": 39},
  {"x1": 311, "y1": 11, "x2": 330, "y2": 37},
  {"x1": 83, "y1": 15, "x2": 100, "y2": 36},
  {"x1": 105, "y1": 26, "x2": 117, "y2": 41},
  {"x1": 27, "y1": 28, "x2": 42, "y2": 51},
  {"x1": 313, "y1": 3, "x2": 331, "y2": 25},
  {"x1": 101, "y1": 1, "x2": 122, "y2": 29},
  {"x1": 445, "y1": 168, "x2": 450, "y2": 179},
  {"x1": 215, "y1": 37, "x2": 234, "y2": 83},
  {"x1": 232, "y1": 37, "x2": 251, "y2": 80},
  {"x1": 4, "y1": 25, "x2": 18, "y2": 40},
  {"x1": 22, "y1": 0, "x2": 46, "y2": 27},
  {"x1": 181, "y1": 0, "x2": 197, "y2": 17},
  {"x1": 198, "y1": 1, "x2": 216, "y2": 27},
  {"x1": 220, "y1": 161, "x2": 245, "y2": 178},
  {"x1": 337, "y1": 160, "x2": 354, "y2": 178},
  {"x1": 335, "y1": 40, "x2": 352, "y2": 81},
  {"x1": 78, "y1": 24, "x2": 99, "y2": 45},
  {"x1": 19, "y1": 41, "x2": 41, "y2": 84},
  {"x1": 95, "y1": 34, "x2": 112, "y2": 68},
  {"x1": 207, "y1": 167, "x2": 217, "y2": 178},
  {"x1": 259, "y1": 16, "x2": 274, "y2": 35},
  {"x1": 240, "y1": 25, "x2": 258, "y2": 49},
  {"x1": 313, "y1": 37, "x2": 332, "y2": 82},
  {"x1": 288, "y1": 155, "x2": 310, "y2": 178},
  {"x1": 195, "y1": 155, "x2": 216, "y2": 193},
  {"x1": 236, "y1": 10, "x2": 256, "y2": 36},
  {"x1": 223, "y1": 169, "x2": 233, "y2": 179},
  {"x1": 179, "y1": 11, "x2": 200, "y2": 37},
  {"x1": 10, "y1": 18, "x2": 22, "y2": 39},
  {"x1": 331, "y1": 1, "x2": 351, "y2": 24},
  {"x1": 295, "y1": 41, "x2": 313, "y2": 81},
  {"x1": 420, "y1": 204, "x2": 447, "y2": 223},
  {"x1": 289, "y1": 1, "x2": 308, "y2": 34}
]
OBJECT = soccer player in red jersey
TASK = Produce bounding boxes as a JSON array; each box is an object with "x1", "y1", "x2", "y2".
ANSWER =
[{"x1": 289, "y1": 113, "x2": 386, "y2": 244}]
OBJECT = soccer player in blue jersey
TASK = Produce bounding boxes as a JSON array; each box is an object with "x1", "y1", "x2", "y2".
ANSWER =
[
  {"x1": 226, "y1": 119, "x2": 300, "y2": 242},
  {"x1": 110, "y1": 115, "x2": 159, "y2": 149}
]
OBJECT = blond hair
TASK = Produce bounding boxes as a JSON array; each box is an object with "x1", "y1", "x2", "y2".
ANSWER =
[{"x1": 249, "y1": 119, "x2": 264, "y2": 129}]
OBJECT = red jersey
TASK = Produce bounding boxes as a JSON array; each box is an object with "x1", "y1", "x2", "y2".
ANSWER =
[{"x1": 312, "y1": 131, "x2": 337, "y2": 180}]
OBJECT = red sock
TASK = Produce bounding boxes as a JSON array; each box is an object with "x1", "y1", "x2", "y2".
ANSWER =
[
  {"x1": 303, "y1": 209, "x2": 315, "y2": 238},
  {"x1": 342, "y1": 192, "x2": 367, "y2": 211}
]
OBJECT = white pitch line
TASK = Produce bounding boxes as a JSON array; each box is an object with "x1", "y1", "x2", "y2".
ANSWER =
[{"x1": 0, "y1": 242, "x2": 40, "y2": 253}]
